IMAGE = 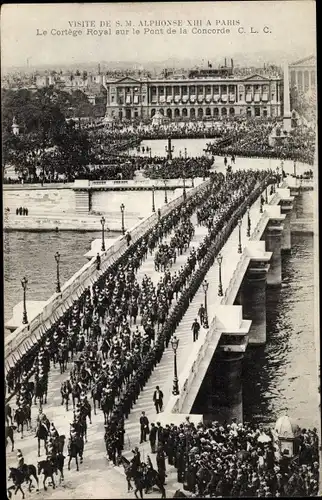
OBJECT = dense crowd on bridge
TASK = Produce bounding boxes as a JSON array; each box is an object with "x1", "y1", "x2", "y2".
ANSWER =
[{"x1": 8, "y1": 165, "x2": 314, "y2": 498}]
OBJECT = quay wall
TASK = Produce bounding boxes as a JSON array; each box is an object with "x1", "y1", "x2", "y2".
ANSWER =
[
  {"x1": 4, "y1": 180, "x2": 210, "y2": 370},
  {"x1": 3, "y1": 188, "x2": 75, "y2": 215},
  {"x1": 3, "y1": 186, "x2": 184, "y2": 227}
]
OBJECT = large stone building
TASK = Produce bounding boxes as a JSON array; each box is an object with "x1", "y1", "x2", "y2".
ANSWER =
[
  {"x1": 289, "y1": 55, "x2": 316, "y2": 95},
  {"x1": 104, "y1": 64, "x2": 282, "y2": 121}
]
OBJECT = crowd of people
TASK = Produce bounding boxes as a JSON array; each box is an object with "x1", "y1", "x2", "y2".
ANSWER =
[
  {"x1": 205, "y1": 121, "x2": 315, "y2": 165},
  {"x1": 143, "y1": 417, "x2": 319, "y2": 497},
  {"x1": 144, "y1": 156, "x2": 213, "y2": 180},
  {"x1": 8, "y1": 165, "x2": 316, "y2": 497},
  {"x1": 15, "y1": 206, "x2": 29, "y2": 216}
]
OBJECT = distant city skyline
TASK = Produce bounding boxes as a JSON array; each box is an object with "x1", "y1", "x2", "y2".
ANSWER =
[{"x1": 1, "y1": 2, "x2": 316, "y2": 70}]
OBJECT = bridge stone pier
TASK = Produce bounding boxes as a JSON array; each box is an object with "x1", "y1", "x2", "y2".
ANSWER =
[
  {"x1": 276, "y1": 188, "x2": 295, "y2": 252},
  {"x1": 262, "y1": 205, "x2": 285, "y2": 286},
  {"x1": 239, "y1": 241, "x2": 271, "y2": 345},
  {"x1": 203, "y1": 305, "x2": 251, "y2": 423}
]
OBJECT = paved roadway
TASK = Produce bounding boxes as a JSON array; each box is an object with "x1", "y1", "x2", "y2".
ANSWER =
[{"x1": 6, "y1": 156, "x2": 279, "y2": 498}]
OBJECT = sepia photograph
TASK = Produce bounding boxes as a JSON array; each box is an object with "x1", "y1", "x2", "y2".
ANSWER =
[{"x1": 2, "y1": 1, "x2": 319, "y2": 498}]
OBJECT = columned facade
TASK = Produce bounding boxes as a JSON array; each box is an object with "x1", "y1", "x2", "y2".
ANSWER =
[
  {"x1": 289, "y1": 55, "x2": 316, "y2": 96},
  {"x1": 104, "y1": 73, "x2": 282, "y2": 121}
]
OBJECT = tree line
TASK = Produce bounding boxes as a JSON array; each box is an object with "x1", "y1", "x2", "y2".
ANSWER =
[{"x1": 2, "y1": 87, "x2": 107, "y2": 182}]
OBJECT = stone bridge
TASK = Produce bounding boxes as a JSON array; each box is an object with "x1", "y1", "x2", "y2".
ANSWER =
[{"x1": 4, "y1": 174, "x2": 315, "y2": 498}]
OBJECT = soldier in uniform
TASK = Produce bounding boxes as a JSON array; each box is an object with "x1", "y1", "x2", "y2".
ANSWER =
[
  {"x1": 16, "y1": 449, "x2": 25, "y2": 473},
  {"x1": 131, "y1": 447, "x2": 141, "y2": 469},
  {"x1": 35, "y1": 408, "x2": 49, "y2": 437}
]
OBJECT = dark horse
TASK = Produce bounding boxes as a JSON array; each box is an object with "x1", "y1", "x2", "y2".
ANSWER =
[
  {"x1": 14, "y1": 406, "x2": 31, "y2": 438},
  {"x1": 67, "y1": 436, "x2": 84, "y2": 471},
  {"x1": 120, "y1": 456, "x2": 166, "y2": 499},
  {"x1": 58, "y1": 346, "x2": 69, "y2": 374},
  {"x1": 6, "y1": 424, "x2": 17, "y2": 452},
  {"x1": 37, "y1": 460, "x2": 56, "y2": 491},
  {"x1": 37, "y1": 424, "x2": 49, "y2": 457},
  {"x1": 91, "y1": 381, "x2": 103, "y2": 415},
  {"x1": 34, "y1": 377, "x2": 48, "y2": 407},
  {"x1": 7, "y1": 465, "x2": 39, "y2": 499},
  {"x1": 61, "y1": 380, "x2": 72, "y2": 411},
  {"x1": 6, "y1": 403, "x2": 13, "y2": 425}
]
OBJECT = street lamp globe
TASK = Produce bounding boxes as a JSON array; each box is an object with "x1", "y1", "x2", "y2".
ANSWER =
[
  {"x1": 120, "y1": 203, "x2": 125, "y2": 212},
  {"x1": 202, "y1": 280, "x2": 209, "y2": 293},
  {"x1": 54, "y1": 251, "x2": 60, "y2": 263},
  {"x1": 238, "y1": 217, "x2": 242, "y2": 228},
  {"x1": 100, "y1": 216, "x2": 105, "y2": 225},
  {"x1": 217, "y1": 253, "x2": 223, "y2": 265},
  {"x1": 170, "y1": 335, "x2": 179, "y2": 352},
  {"x1": 21, "y1": 276, "x2": 28, "y2": 289}
]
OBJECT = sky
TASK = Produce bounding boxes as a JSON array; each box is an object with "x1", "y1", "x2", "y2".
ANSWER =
[{"x1": 1, "y1": 1, "x2": 316, "y2": 69}]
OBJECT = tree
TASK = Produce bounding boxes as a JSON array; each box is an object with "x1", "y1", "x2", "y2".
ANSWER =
[{"x1": 53, "y1": 122, "x2": 93, "y2": 180}]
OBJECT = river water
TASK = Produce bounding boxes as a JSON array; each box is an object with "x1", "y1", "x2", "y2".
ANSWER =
[
  {"x1": 3, "y1": 139, "x2": 318, "y2": 428},
  {"x1": 3, "y1": 231, "x2": 118, "y2": 325},
  {"x1": 243, "y1": 231, "x2": 318, "y2": 429}
]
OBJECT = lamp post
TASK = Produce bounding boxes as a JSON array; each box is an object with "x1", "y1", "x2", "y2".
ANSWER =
[
  {"x1": 165, "y1": 136, "x2": 174, "y2": 160},
  {"x1": 100, "y1": 216, "x2": 106, "y2": 251},
  {"x1": 184, "y1": 148, "x2": 187, "y2": 160},
  {"x1": 183, "y1": 175, "x2": 186, "y2": 201},
  {"x1": 281, "y1": 160, "x2": 284, "y2": 179},
  {"x1": 265, "y1": 185, "x2": 268, "y2": 203},
  {"x1": 202, "y1": 280, "x2": 209, "y2": 328},
  {"x1": 293, "y1": 160, "x2": 297, "y2": 178},
  {"x1": 164, "y1": 179, "x2": 168, "y2": 203},
  {"x1": 170, "y1": 336, "x2": 180, "y2": 395},
  {"x1": 237, "y1": 217, "x2": 242, "y2": 253},
  {"x1": 21, "y1": 276, "x2": 28, "y2": 324},
  {"x1": 276, "y1": 166, "x2": 280, "y2": 188},
  {"x1": 120, "y1": 204, "x2": 125, "y2": 235},
  {"x1": 260, "y1": 194, "x2": 264, "y2": 213},
  {"x1": 217, "y1": 254, "x2": 223, "y2": 296},
  {"x1": 54, "y1": 251, "x2": 61, "y2": 293},
  {"x1": 191, "y1": 176, "x2": 195, "y2": 188},
  {"x1": 246, "y1": 206, "x2": 251, "y2": 237},
  {"x1": 152, "y1": 185, "x2": 155, "y2": 212},
  {"x1": 179, "y1": 150, "x2": 182, "y2": 158}
]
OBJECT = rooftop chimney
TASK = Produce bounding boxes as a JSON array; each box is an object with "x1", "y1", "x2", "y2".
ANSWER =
[{"x1": 225, "y1": 58, "x2": 227, "y2": 67}]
